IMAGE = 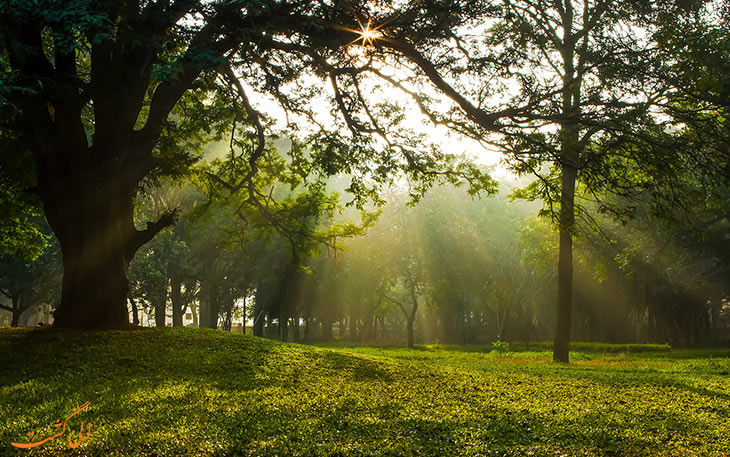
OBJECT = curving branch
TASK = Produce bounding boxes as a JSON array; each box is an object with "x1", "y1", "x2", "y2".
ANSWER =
[{"x1": 129, "y1": 209, "x2": 179, "y2": 257}]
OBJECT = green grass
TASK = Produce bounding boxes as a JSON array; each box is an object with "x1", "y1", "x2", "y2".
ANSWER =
[
  {"x1": 507, "y1": 341, "x2": 672, "y2": 353},
  {"x1": 1, "y1": 328, "x2": 729, "y2": 456}
]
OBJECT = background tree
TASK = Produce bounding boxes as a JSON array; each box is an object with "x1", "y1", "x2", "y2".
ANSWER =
[{"x1": 0, "y1": 228, "x2": 61, "y2": 326}]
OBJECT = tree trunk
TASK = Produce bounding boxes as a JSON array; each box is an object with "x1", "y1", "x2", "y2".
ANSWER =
[
  {"x1": 241, "y1": 296, "x2": 247, "y2": 335},
  {"x1": 303, "y1": 317, "x2": 311, "y2": 341},
  {"x1": 350, "y1": 316, "x2": 358, "y2": 341},
  {"x1": 293, "y1": 313, "x2": 300, "y2": 342},
  {"x1": 406, "y1": 318, "x2": 414, "y2": 349},
  {"x1": 553, "y1": 161, "x2": 577, "y2": 362},
  {"x1": 407, "y1": 283, "x2": 419, "y2": 349},
  {"x1": 10, "y1": 296, "x2": 21, "y2": 327},
  {"x1": 253, "y1": 312, "x2": 264, "y2": 336},
  {"x1": 50, "y1": 191, "x2": 134, "y2": 328},
  {"x1": 199, "y1": 280, "x2": 220, "y2": 329},
  {"x1": 170, "y1": 268, "x2": 183, "y2": 327},
  {"x1": 223, "y1": 301, "x2": 234, "y2": 331},
  {"x1": 281, "y1": 316, "x2": 289, "y2": 342},
  {"x1": 553, "y1": 117, "x2": 579, "y2": 362},
  {"x1": 553, "y1": 6, "x2": 580, "y2": 363},
  {"x1": 191, "y1": 300, "x2": 199, "y2": 327},
  {"x1": 46, "y1": 172, "x2": 174, "y2": 329},
  {"x1": 253, "y1": 292, "x2": 265, "y2": 337},
  {"x1": 154, "y1": 278, "x2": 168, "y2": 327},
  {"x1": 128, "y1": 296, "x2": 139, "y2": 326},
  {"x1": 321, "y1": 317, "x2": 333, "y2": 341}
]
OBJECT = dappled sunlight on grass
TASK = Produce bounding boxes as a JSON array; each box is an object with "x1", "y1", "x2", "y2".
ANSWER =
[{"x1": 1, "y1": 328, "x2": 729, "y2": 456}]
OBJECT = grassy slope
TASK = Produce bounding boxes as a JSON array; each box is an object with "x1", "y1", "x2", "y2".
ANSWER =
[{"x1": 1, "y1": 328, "x2": 729, "y2": 457}]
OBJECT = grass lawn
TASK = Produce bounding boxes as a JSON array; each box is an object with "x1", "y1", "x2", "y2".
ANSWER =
[{"x1": 1, "y1": 327, "x2": 729, "y2": 456}]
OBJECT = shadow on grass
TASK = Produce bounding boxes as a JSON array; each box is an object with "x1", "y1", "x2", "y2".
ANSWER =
[{"x1": 2, "y1": 328, "x2": 729, "y2": 456}]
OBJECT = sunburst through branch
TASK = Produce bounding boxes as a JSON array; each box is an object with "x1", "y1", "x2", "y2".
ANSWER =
[{"x1": 344, "y1": 19, "x2": 383, "y2": 47}]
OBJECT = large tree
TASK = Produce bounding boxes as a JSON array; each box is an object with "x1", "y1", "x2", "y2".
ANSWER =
[
  {"x1": 368, "y1": 0, "x2": 692, "y2": 361},
  {"x1": 0, "y1": 0, "x2": 492, "y2": 329}
]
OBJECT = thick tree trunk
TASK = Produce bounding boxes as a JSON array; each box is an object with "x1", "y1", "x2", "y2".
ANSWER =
[
  {"x1": 51, "y1": 189, "x2": 134, "y2": 329},
  {"x1": 46, "y1": 167, "x2": 173, "y2": 329}
]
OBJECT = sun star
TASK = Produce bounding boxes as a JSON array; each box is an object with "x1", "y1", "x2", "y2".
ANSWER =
[
  {"x1": 354, "y1": 19, "x2": 382, "y2": 47},
  {"x1": 360, "y1": 28, "x2": 380, "y2": 45}
]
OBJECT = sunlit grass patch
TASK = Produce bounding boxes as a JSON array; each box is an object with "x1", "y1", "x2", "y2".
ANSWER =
[{"x1": 1, "y1": 327, "x2": 729, "y2": 456}]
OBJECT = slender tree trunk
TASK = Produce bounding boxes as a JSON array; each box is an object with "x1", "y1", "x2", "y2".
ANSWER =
[
  {"x1": 128, "y1": 296, "x2": 139, "y2": 326},
  {"x1": 191, "y1": 300, "x2": 199, "y2": 327},
  {"x1": 224, "y1": 302, "x2": 234, "y2": 331},
  {"x1": 281, "y1": 316, "x2": 289, "y2": 342},
  {"x1": 553, "y1": 162, "x2": 576, "y2": 362},
  {"x1": 324, "y1": 319, "x2": 334, "y2": 341},
  {"x1": 553, "y1": 5, "x2": 581, "y2": 363},
  {"x1": 406, "y1": 283, "x2": 420, "y2": 349},
  {"x1": 10, "y1": 296, "x2": 21, "y2": 327},
  {"x1": 201, "y1": 282, "x2": 211, "y2": 328},
  {"x1": 209, "y1": 283, "x2": 220, "y2": 329},
  {"x1": 253, "y1": 291, "x2": 264, "y2": 337},
  {"x1": 170, "y1": 268, "x2": 183, "y2": 327},
  {"x1": 303, "y1": 317, "x2": 311, "y2": 341},
  {"x1": 406, "y1": 318, "x2": 414, "y2": 349},
  {"x1": 242, "y1": 296, "x2": 247, "y2": 335},
  {"x1": 293, "y1": 313, "x2": 300, "y2": 342},
  {"x1": 553, "y1": 122, "x2": 579, "y2": 362},
  {"x1": 154, "y1": 279, "x2": 168, "y2": 327},
  {"x1": 253, "y1": 312, "x2": 264, "y2": 336},
  {"x1": 350, "y1": 316, "x2": 358, "y2": 341}
]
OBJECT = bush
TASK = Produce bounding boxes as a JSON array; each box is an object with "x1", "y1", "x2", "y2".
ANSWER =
[
  {"x1": 492, "y1": 339, "x2": 510, "y2": 353},
  {"x1": 509, "y1": 341, "x2": 672, "y2": 353}
]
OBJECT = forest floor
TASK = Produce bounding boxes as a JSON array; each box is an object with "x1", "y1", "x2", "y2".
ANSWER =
[{"x1": 1, "y1": 327, "x2": 729, "y2": 456}]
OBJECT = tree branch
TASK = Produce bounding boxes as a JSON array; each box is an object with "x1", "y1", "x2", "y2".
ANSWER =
[{"x1": 130, "y1": 209, "x2": 179, "y2": 256}]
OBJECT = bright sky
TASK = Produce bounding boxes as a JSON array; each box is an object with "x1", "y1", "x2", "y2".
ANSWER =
[{"x1": 239, "y1": 35, "x2": 513, "y2": 181}]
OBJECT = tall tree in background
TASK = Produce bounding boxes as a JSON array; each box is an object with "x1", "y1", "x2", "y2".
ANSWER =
[
  {"x1": 375, "y1": 1, "x2": 686, "y2": 361},
  {"x1": 490, "y1": 0, "x2": 650, "y2": 362}
]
